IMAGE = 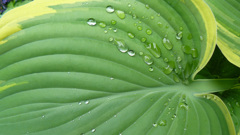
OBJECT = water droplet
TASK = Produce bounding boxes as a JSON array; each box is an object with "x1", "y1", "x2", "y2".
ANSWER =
[
  {"x1": 110, "y1": 77, "x2": 114, "y2": 80},
  {"x1": 236, "y1": 102, "x2": 240, "y2": 107},
  {"x1": 153, "y1": 123, "x2": 157, "y2": 127},
  {"x1": 128, "y1": 50, "x2": 135, "y2": 56},
  {"x1": 149, "y1": 67, "x2": 154, "y2": 72},
  {"x1": 78, "y1": 102, "x2": 82, "y2": 105},
  {"x1": 128, "y1": 3, "x2": 131, "y2": 7},
  {"x1": 165, "y1": 25, "x2": 169, "y2": 28},
  {"x1": 200, "y1": 36, "x2": 203, "y2": 41},
  {"x1": 150, "y1": 16, "x2": 154, "y2": 20},
  {"x1": 179, "y1": 102, "x2": 188, "y2": 110},
  {"x1": 145, "y1": 42, "x2": 161, "y2": 58},
  {"x1": 109, "y1": 37, "x2": 114, "y2": 42},
  {"x1": 114, "y1": 39, "x2": 128, "y2": 53},
  {"x1": 176, "y1": 32, "x2": 183, "y2": 40},
  {"x1": 163, "y1": 61, "x2": 175, "y2": 75},
  {"x1": 163, "y1": 38, "x2": 173, "y2": 50},
  {"x1": 114, "y1": 115, "x2": 117, "y2": 117},
  {"x1": 87, "y1": 18, "x2": 97, "y2": 26},
  {"x1": 127, "y1": 32, "x2": 135, "y2": 39},
  {"x1": 145, "y1": 4, "x2": 150, "y2": 9},
  {"x1": 184, "y1": 128, "x2": 187, "y2": 131},
  {"x1": 176, "y1": 56, "x2": 182, "y2": 62},
  {"x1": 137, "y1": 26, "x2": 142, "y2": 31},
  {"x1": 99, "y1": 22, "x2": 106, "y2": 28},
  {"x1": 141, "y1": 37, "x2": 147, "y2": 43},
  {"x1": 146, "y1": 29, "x2": 152, "y2": 35},
  {"x1": 143, "y1": 54, "x2": 154, "y2": 65},
  {"x1": 116, "y1": 10, "x2": 125, "y2": 19},
  {"x1": 179, "y1": 26, "x2": 183, "y2": 31},
  {"x1": 111, "y1": 20, "x2": 117, "y2": 25},
  {"x1": 91, "y1": 129, "x2": 96, "y2": 133},
  {"x1": 187, "y1": 33, "x2": 193, "y2": 40},
  {"x1": 182, "y1": 45, "x2": 192, "y2": 54},
  {"x1": 132, "y1": 14, "x2": 137, "y2": 19},
  {"x1": 104, "y1": 30, "x2": 108, "y2": 34},
  {"x1": 42, "y1": 115, "x2": 45, "y2": 118},
  {"x1": 85, "y1": 100, "x2": 90, "y2": 104},
  {"x1": 106, "y1": 5, "x2": 115, "y2": 13},
  {"x1": 173, "y1": 74, "x2": 180, "y2": 83},
  {"x1": 191, "y1": 48, "x2": 198, "y2": 58},
  {"x1": 139, "y1": 52, "x2": 144, "y2": 56},
  {"x1": 164, "y1": 58, "x2": 169, "y2": 62},
  {"x1": 159, "y1": 120, "x2": 167, "y2": 126},
  {"x1": 157, "y1": 22, "x2": 163, "y2": 27},
  {"x1": 172, "y1": 114, "x2": 177, "y2": 119},
  {"x1": 113, "y1": 29, "x2": 118, "y2": 33}
]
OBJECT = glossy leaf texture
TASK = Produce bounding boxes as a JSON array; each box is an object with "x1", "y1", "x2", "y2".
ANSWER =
[
  {"x1": 0, "y1": 0, "x2": 235, "y2": 135},
  {"x1": 204, "y1": 0, "x2": 240, "y2": 67},
  {"x1": 216, "y1": 86, "x2": 240, "y2": 135}
]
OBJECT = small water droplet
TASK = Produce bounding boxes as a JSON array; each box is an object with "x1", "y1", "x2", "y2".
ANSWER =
[
  {"x1": 141, "y1": 37, "x2": 147, "y2": 43},
  {"x1": 159, "y1": 120, "x2": 167, "y2": 126},
  {"x1": 128, "y1": 50, "x2": 135, "y2": 56},
  {"x1": 143, "y1": 54, "x2": 154, "y2": 65},
  {"x1": 184, "y1": 128, "x2": 187, "y2": 131},
  {"x1": 150, "y1": 16, "x2": 154, "y2": 20},
  {"x1": 87, "y1": 18, "x2": 97, "y2": 26},
  {"x1": 99, "y1": 22, "x2": 106, "y2": 28},
  {"x1": 85, "y1": 100, "x2": 90, "y2": 104},
  {"x1": 187, "y1": 33, "x2": 193, "y2": 40},
  {"x1": 153, "y1": 123, "x2": 157, "y2": 127},
  {"x1": 145, "y1": 4, "x2": 150, "y2": 9},
  {"x1": 182, "y1": 45, "x2": 192, "y2": 54},
  {"x1": 164, "y1": 58, "x2": 169, "y2": 62},
  {"x1": 149, "y1": 67, "x2": 154, "y2": 72},
  {"x1": 164, "y1": 65, "x2": 173, "y2": 75},
  {"x1": 176, "y1": 32, "x2": 183, "y2": 40},
  {"x1": 191, "y1": 48, "x2": 198, "y2": 58},
  {"x1": 114, "y1": 115, "x2": 117, "y2": 117},
  {"x1": 113, "y1": 29, "x2": 118, "y2": 33},
  {"x1": 128, "y1": 3, "x2": 131, "y2": 7},
  {"x1": 110, "y1": 77, "x2": 114, "y2": 80},
  {"x1": 137, "y1": 26, "x2": 142, "y2": 31},
  {"x1": 104, "y1": 30, "x2": 108, "y2": 34},
  {"x1": 173, "y1": 74, "x2": 180, "y2": 83},
  {"x1": 179, "y1": 26, "x2": 183, "y2": 31},
  {"x1": 179, "y1": 102, "x2": 188, "y2": 110},
  {"x1": 91, "y1": 129, "x2": 96, "y2": 133},
  {"x1": 145, "y1": 42, "x2": 161, "y2": 58},
  {"x1": 78, "y1": 102, "x2": 82, "y2": 105},
  {"x1": 116, "y1": 10, "x2": 125, "y2": 19},
  {"x1": 109, "y1": 37, "x2": 114, "y2": 42},
  {"x1": 127, "y1": 32, "x2": 135, "y2": 39},
  {"x1": 172, "y1": 114, "x2": 177, "y2": 119},
  {"x1": 146, "y1": 29, "x2": 152, "y2": 35},
  {"x1": 111, "y1": 20, "x2": 117, "y2": 25},
  {"x1": 176, "y1": 56, "x2": 182, "y2": 62},
  {"x1": 165, "y1": 25, "x2": 169, "y2": 28},
  {"x1": 106, "y1": 5, "x2": 115, "y2": 13},
  {"x1": 114, "y1": 39, "x2": 128, "y2": 53},
  {"x1": 200, "y1": 36, "x2": 203, "y2": 41},
  {"x1": 157, "y1": 22, "x2": 163, "y2": 27},
  {"x1": 139, "y1": 52, "x2": 144, "y2": 56},
  {"x1": 236, "y1": 102, "x2": 240, "y2": 107},
  {"x1": 132, "y1": 14, "x2": 137, "y2": 19},
  {"x1": 163, "y1": 38, "x2": 173, "y2": 50}
]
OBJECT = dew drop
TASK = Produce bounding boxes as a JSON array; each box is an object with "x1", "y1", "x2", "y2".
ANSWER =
[
  {"x1": 184, "y1": 128, "x2": 187, "y2": 131},
  {"x1": 78, "y1": 102, "x2": 82, "y2": 105},
  {"x1": 150, "y1": 16, "x2": 155, "y2": 20},
  {"x1": 191, "y1": 48, "x2": 198, "y2": 58},
  {"x1": 182, "y1": 45, "x2": 192, "y2": 54},
  {"x1": 42, "y1": 115, "x2": 45, "y2": 118},
  {"x1": 141, "y1": 37, "x2": 147, "y2": 43},
  {"x1": 116, "y1": 10, "x2": 125, "y2": 19},
  {"x1": 99, "y1": 22, "x2": 106, "y2": 28},
  {"x1": 132, "y1": 14, "x2": 137, "y2": 19},
  {"x1": 111, "y1": 20, "x2": 117, "y2": 25},
  {"x1": 159, "y1": 120, "x2": 167, "y2": 126},
  {"x1": 153, "y1": 123, "x2": 157, "y2": 127},
  {"x1": 139, "y1": 52, "x2": 144, "y2": 56},
  {"x1": 172, "y1": 114, "x2": 177, "y2": 119},
  {"x1": 149, "y1": 67, "x2": 154, "y2": 72},
  {"x1": 114, "y1": 115, "x2": 117, "y2": 117},
  {"x1": 236, "y1": 102, "x2": 240, "y2": 107},
  {"x1": 87, "y1": 18, "x2": 97, "y2": 26},
  {"x1": 113, "y1": 29, "x2": 118, "y2": 33},
  {"x1": 200, "y1": 36, "x2": 203, "y2": 41},
  {"x1": 176, "y1": 32, "x2": 183, "y2": 40},
  {"x1": 164, "y1": 58, "x2": 169, "y2": 62},
  {"x1": 179, "y1": 102, "x2": 188, "y2": 110},
  {"x1": 109, "y1": 37, "x2": 114, "y2": 42},
  {"x1": 176, "y1": 56, "x2": 182, "y2": 62},
  {"x1": 157, "y1": 22, "x2": 163, "y2": 27},
  {"x1": 127, "y1": 32, "x2": 135, "y2": 39},
  {"x1": 85, "y1": 100, "x2": 90, "y2": 104},
  {"x1": 187, "y1": 33, "x2": 193, "y2": 40},
  {"x1": 163, "y1": 38, "x2": 173, "y2": 50},
  {"x1": 128, "y1": 50, "x2": 135, "y2": 56},
  {"x1": 110, "y1": 77, "x2": 114, "y2": 80},
  {"x1": 164, "y1": 65, "x2": 173, "y2": 75},
  {"x1": 128, "y1": 3, "x2": 131, "y2": 7},
  {"x1": 114, "y1": 39, "x2": 128, "y2": 53},
  {"x1": 91, "y1": 129, "x2": 96, "y2": 133},
  {"x1": 173, "y1": 74, "x2": 180, "y2": 83},
  {"x1": 143, "y1": 54, "x2": 154, "y2": 65},
  {"x1": 145, "y1": 4, "x2": 150, "y2": 9},
  {"x1": 145, "y1": 42, "x2": 161, "y2": 58},
  {"x1": 104, "y1": 30, "x2": 108, "y2": 34},
  {"x1": 179, "y1": 26, "x2": 183, "y2": 31},
  {"x1": 106, "y1": 6, "x2": 115, "y2": 13},
  {"x1": 137, "y1": 26, "x2": 143, "y2": 31},
  {"x1": 146, "y1": 29, "x2": 152, "y2": 35}
]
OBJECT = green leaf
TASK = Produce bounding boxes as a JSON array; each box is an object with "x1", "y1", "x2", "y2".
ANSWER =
[
  {"x1": 0, "y1": 0, "x2": 235, "y2": 135},
  {"x1": 216, "y1": 86, "x2": 240, "y2": 135},
  {"x1": 204, "y1": 0, "x2": 240, "y2": 67}
]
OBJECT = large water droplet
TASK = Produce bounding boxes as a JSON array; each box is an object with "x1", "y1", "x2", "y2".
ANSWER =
[
  {"x1": 141, "y1": 37, "x2": 147, "y2": 43},
  {"x1": 173, "y1": 74, "x2": 180, "y2": 83},
  {"x1": 163, "y1": 38, "x2": 173, "y2": 50},
  {"x1": 153, "y1": 123, "x2": 157, "y2": 127},
  {"x1": 143, "y1": 54, "x2": 154, "y2": 65},
  {"x1": 116, "y1": 10, "x2": 125, "y2": 19},
  {"x1": 114, "y1": 39, "x2": 128, "y2": 53},
  {"x1": 99, "y1": 22, "x2": 106, "y2": 28},
  {"x1": 106, "y1": 6, "x2": 115, "y2": 13},
  {"x1": 164, "y1": 61, "x2": 175, "y2": 75},
  {"x1": 128, "y1": 50, "x2": 135, "y2": 56},
  {"x1": 127, "y1": 32, "x2": 135, "y2": 39},
  {"x1": 176, "y1": 32, "x2": 183, "y2": 40},
  {"x1": 191, "y1": 48, "x2": 198, "y2": 58},
  {"x1": 179, "y1": 102, "x2": 188, "y2": 110},
  {"x1": 182, "y1": 45, "x2": 192, "y2": 54},
  {"x1": 146, "y1": 29, "x2": 152, "y2": 35},
  {"x1": 145, "y1": 42, "x2": 161, "y2": 58},
  {"x1": 137, "y1": 26, "x2": 142, "y2": 31},
  {"x1": 87, "y1": 18, "x2": 97, "y2": 26},
  {"x1": 159, "y1": 120, "x2": 167, "y2": 126}
]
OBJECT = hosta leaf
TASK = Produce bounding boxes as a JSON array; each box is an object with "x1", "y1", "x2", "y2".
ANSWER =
[
  {"x1": 217, "y1": 86, "x2": 240, "y2": 134},
  {"x1": 204, "y1": 0, "x2": 240, "y2": 67},
  {"x1": 0, "y1": 0, "x2": 235, "y2": 135}
]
